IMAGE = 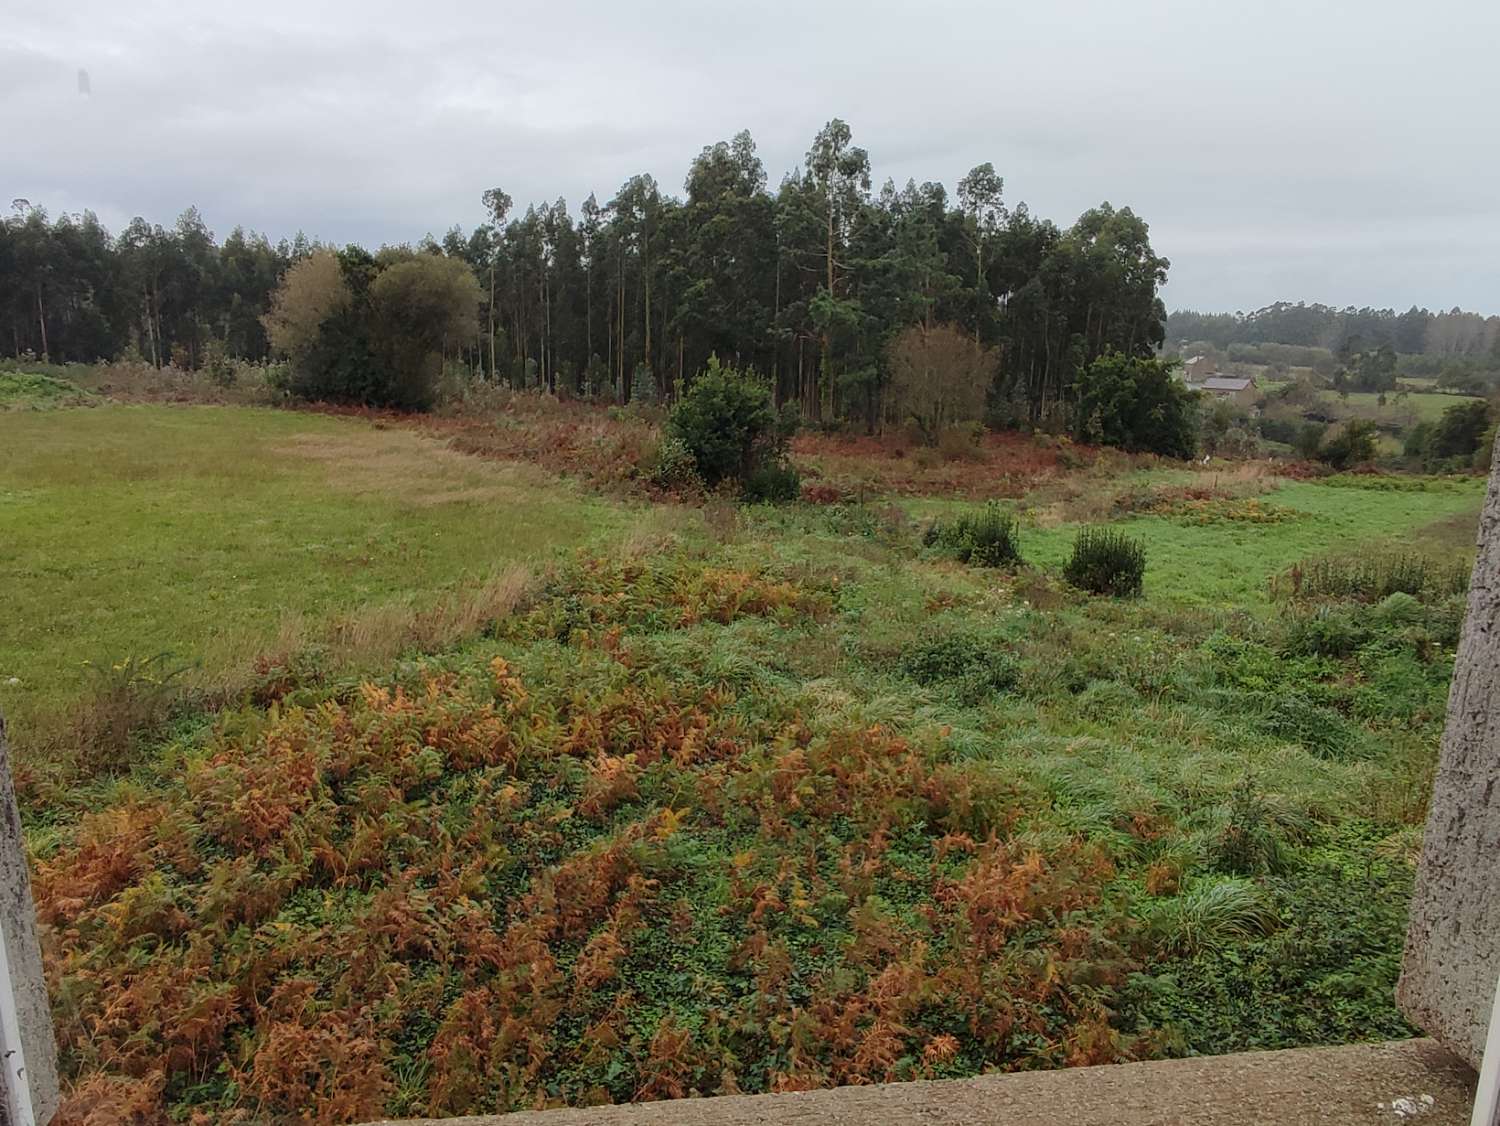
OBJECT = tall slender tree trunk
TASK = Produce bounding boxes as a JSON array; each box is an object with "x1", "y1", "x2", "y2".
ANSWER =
[
  {"x1": 819, "y1": 201, "x2": 835, "y2": 423},
  {"x1": 153, "y1": 285, "x2": 164, "y2": 369},
  {"x1": 143, "y1": 292, "x2": 159, "y2": 368},
  {"x1": 642, "y1": 225, "x2": 652, "y2": 380},
  {"x1": 488, "y1": 260, "x2": 496, "y2": 381},
  {"x1": 35, "y1": 285, "x2": 48, "y2": 361},
  {"x1": 773, "y1": 237, "x2": 782, "y2": 397},
  {"x1": 975, "y1": 247, "x2": 984, "y2": 348}
]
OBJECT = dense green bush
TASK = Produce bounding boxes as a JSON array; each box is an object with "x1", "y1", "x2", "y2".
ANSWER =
[
  {"x1": 1406, "y1": 399, "x2": 1491, "y2": 470},
  {"x1": 1314, "y1": 419, "x2": 1379, "y2": 469},
  {"x1": 741, "y1": 462, "x2": 802, "y2": 503},
  {"x1": 1208, "y1": 779, "x2": 1308, "y2": 876},
  {"x1": 1073, "y1": 351, "x2": 1199, "y2": 458},
  {"x1": 1063, "y1": 527, "x2": 1146, "y2": 597},
  {"x1": 924, "y1": 503, "x2": 1023, "y2": 567},
  {"x1": 1280, "y1": 607, "x2": 1367, "y2": 659},
  {"x1": 666, "y1": 357, "x2": 795, "y2": 495},
  {"x1": 1142, "y1": 878, "x2": 1279, "y2": 955},
  {"x1": 1293, "y1": 421, "x2": 1328, "y2": 460},
  {"x1": 266, "y1": 247, "x2": 480, "y2": 410},
  {"x1": 1257, "y1": 414, "x2": 1302, "y2": 447}
]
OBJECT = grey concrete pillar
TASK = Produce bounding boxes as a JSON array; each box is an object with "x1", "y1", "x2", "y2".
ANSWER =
[
  {"x1": 1399, "y1": 435, "x2": 1500, "y2": 1071},
  {"x1": 0, "y1": 714, "x2": 59, "y2": 1125}
]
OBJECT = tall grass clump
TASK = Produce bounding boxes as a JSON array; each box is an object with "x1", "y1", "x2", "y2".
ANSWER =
[
  {"x1": 1145, "y1": 878, "x2": 1279, "y2": 955},
  {"x1": 1063, "y1": 527, "x2": 1145, "y2": 597},
  {"x1": 924, "y1": 502, "x2": 1022, "y2": 567},
  {"x1": 1208, "y1": 779, "x2": 1311, "y2": 875},
  {"x1": 1273, "y1": 550, "x2": 1470, "y2": 604},
  {"x1": 72, "y1": 652, "x2": 194, "y2": 777}
]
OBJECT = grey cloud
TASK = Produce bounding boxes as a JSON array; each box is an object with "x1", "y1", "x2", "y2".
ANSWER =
[{"x1": 3, "y1": 0, "x2": 1496, "y2": 312}]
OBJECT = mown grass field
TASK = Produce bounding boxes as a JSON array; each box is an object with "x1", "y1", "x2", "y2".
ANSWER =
[
  {"x1": 0, "y1": 405, "x2": 636, "y2": 747},
  {"x1": 1322, "y1": 388, "x2": 1476, "y2": 425},
  {"x1": 7, "y1": 397, "x2": 1487, "y2": 1123}
]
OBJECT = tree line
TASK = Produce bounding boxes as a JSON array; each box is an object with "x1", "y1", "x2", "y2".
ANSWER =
[
  {"x1": 2, "y1": 120, "x2": 1171, "y2": 427},
  {"x1": 1168, "y1": 301, "x2": 1500, "y2": 359}
]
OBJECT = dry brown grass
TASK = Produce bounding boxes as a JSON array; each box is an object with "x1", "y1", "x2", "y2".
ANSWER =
[
  {"x1": 791, "y1": 429, "x2": 1096, "y2": 501},
  {"x1": 70, "y1": 359, "x2": 283, "y2": 405},
  {"x1": 274, "y1": 428, "x2": 563, "y2": 506},
  {"x1": 1026, "y1": 471, "x2": 1281, "y2": 527},
  {"x1": 231, "y1": 564, "x2": 538, "y2": 705}
]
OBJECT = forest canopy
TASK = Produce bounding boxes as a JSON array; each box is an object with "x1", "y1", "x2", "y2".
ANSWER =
[
  {"x1": 1167, "y1": 302, "x2": 1499, "y2": 359},
  {"x1": 1, "y1": 121, "x2": 1171, "y2": 426}
]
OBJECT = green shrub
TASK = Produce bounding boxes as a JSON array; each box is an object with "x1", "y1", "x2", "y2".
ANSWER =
[
  {"x1": 1403, "y1": 420, "x2": 1434, "y2": 462},
  {"x1": 1280, "y1": 607, "x2": 1367, "y2": 659},
  {"x1": 666, "y1": 357, "x2": 795, "y2": 495},
  {"x1": 925, "y1": 503, "x2": 1022, "y2": 567},
  {"x1": 1077, "y1": 678, "x2": 1142, "y2": 718},
  {"x1": 1428, "y1": 399, "x2": 1490, "y2": 463},
  {"x1": 1122, "y1": 858, "x2": 1415, "y2": 1054},
  {"x1": 1315, "y1": 419, "x2": 1379, "y2": 469},
  {"x1": 1063, "y1": 527, "x2": 1146, "y2": 597},
  {"x1": 741, "y1": 462, "x2": 802, "y2": 504},
  {"x1": 901, "y1": 632, "x2": 1019, "y2": 705},
  {"x1": 648, "y1": 436, "x2": 702, "y2": 492},
  {"x1": 1073, "y1": 352, "x2": 1199, "y2": 458},
  {"x1": 1371, "y1": 591, "x2": 1424, "y2": 629},
  {"x1": 1293, "y1": 422, "x2": 1327, "y2": 460},
  {"x1": 74, "y1": 652, "x2": 195, "y2": 777},
  {"x1": 629, "y1": 362, "x2": 658, "y2": 406}
]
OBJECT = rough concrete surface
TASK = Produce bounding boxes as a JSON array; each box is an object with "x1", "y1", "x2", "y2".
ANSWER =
[
  {"x1": 1398, "y1": 434, "x2": 1500, "y2": 1069},
  {"x1": 369, "y1": 1039, "x2": 1476, "y2": 1126},
  {"x1": 0, "y1": 714, "x2": 60, "y2": 1124}
]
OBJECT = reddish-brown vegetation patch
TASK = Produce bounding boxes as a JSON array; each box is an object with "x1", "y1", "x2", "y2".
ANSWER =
[
  {"x1": 791, "y1": 431, "x2": 1085, "y2": 500},
  {"x1": 40, "y1": 556, "x2": 1144, "y2": 1123}
]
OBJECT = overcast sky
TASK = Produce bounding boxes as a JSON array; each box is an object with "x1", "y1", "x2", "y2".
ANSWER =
[{"x1": 5, "y1": 0, "x2": 1498, "y2": 314}]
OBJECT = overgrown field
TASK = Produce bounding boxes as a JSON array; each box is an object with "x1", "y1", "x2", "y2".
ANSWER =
[
  {"x1": 0, "y1": 405, "x2": 639, "y2": 750},
  {"x1": 12, "y1": 401, "x2": 1484, "y2": 1123}
]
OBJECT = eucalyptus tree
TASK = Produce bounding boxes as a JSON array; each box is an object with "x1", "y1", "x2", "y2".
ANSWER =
[
  {"x1": 609, "y1": 174, "x2": 663, "y2": 395},
  {"x1": 800, "y1": 119, "x2": 870, "y2": 419},
  {"x1": 957, "y1": 163, "x2": 1005, "y2": 345},
  {"x1": 480, "y1": 187, "x2": 512, "y2": 379},
  {"x1": 675, "y1": 131, "x2": 778, "y2": 380},
  {"x1": 579, "y1": 193, "x2": 604, "y2": 380}
]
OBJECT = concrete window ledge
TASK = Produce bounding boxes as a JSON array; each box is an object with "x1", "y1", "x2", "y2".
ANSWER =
[{"x1": 365, "y1": 1038, "x2": 1476, "y2": 1126}]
